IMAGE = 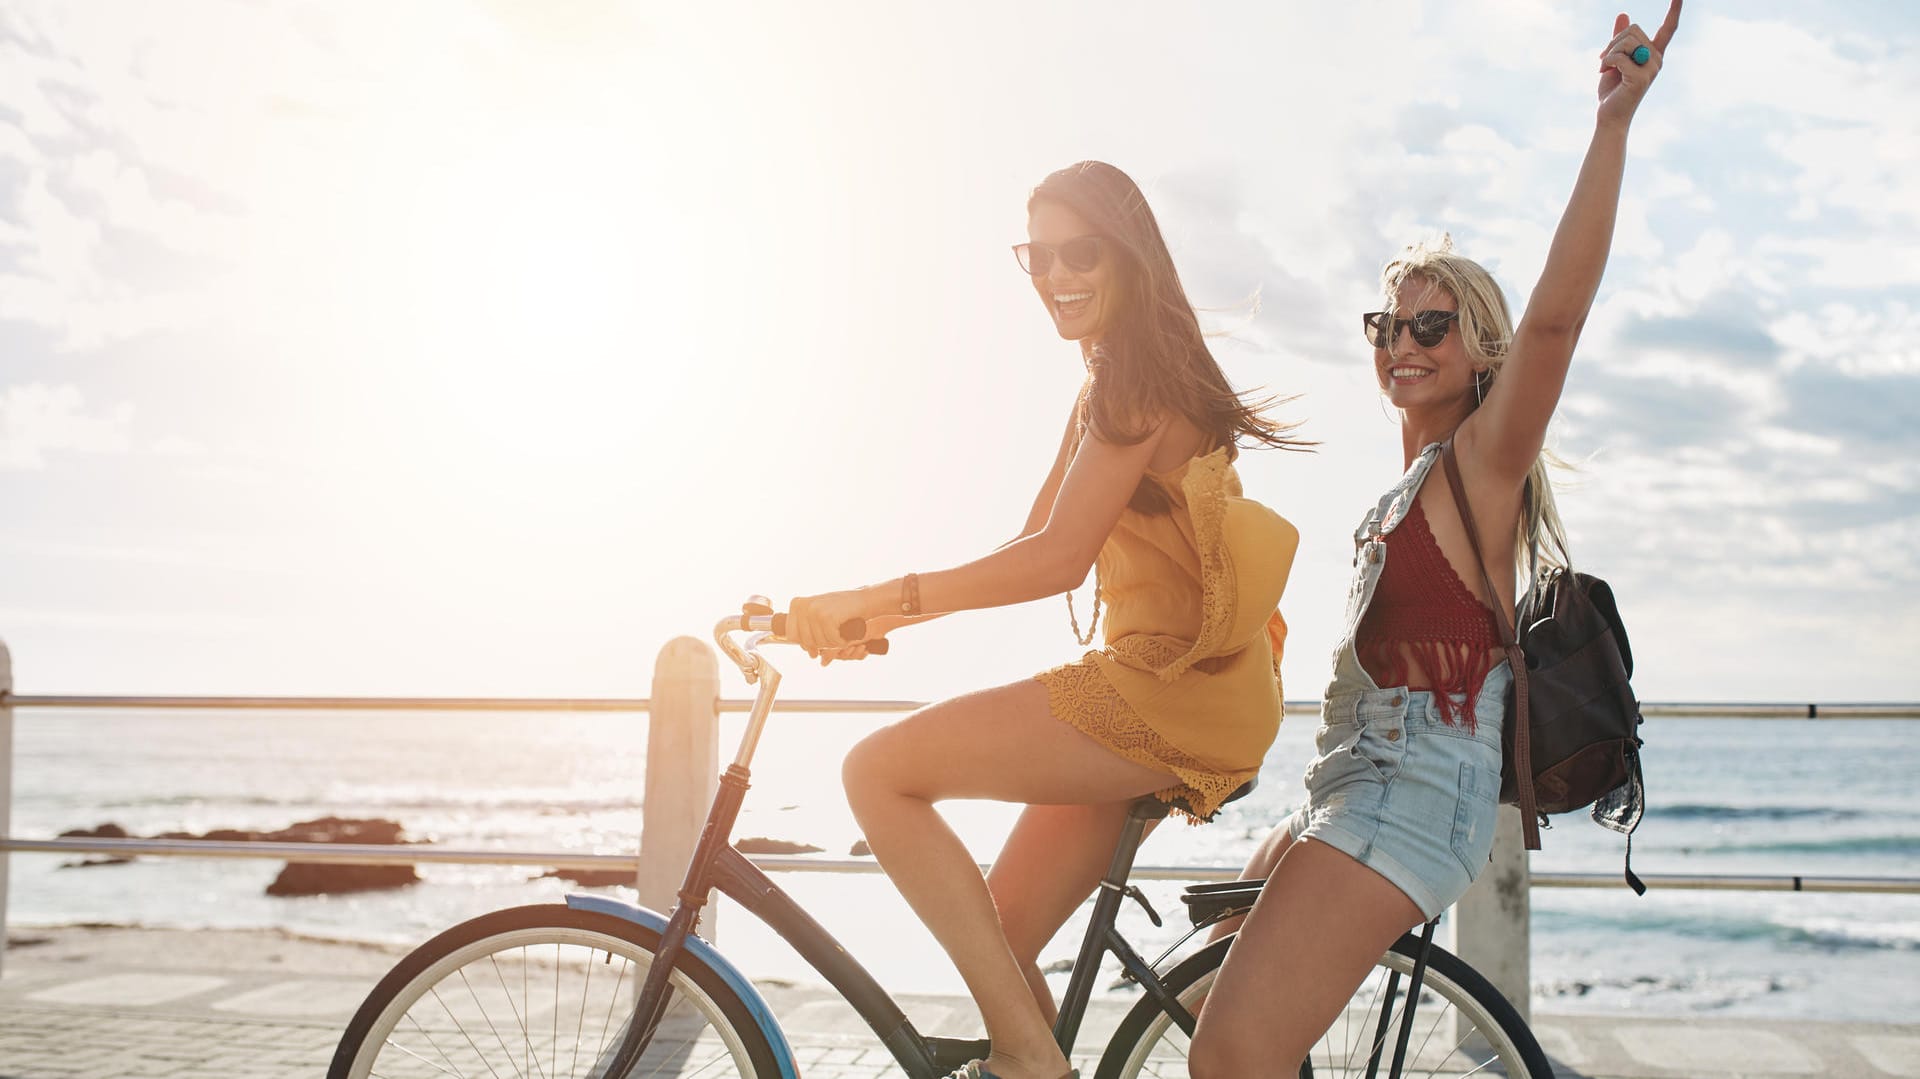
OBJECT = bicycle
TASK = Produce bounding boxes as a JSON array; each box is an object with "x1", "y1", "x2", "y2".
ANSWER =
[{"x1": 330, "y1": 601, "x2": 1555, "y2": 1078}]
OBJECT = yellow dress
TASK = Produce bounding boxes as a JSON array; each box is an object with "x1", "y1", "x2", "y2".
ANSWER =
[{"x1": 1035, "y1": 447, "x2": 1300, "y2": 822}]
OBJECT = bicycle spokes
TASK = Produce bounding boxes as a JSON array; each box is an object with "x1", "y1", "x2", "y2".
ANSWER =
[{"x1": 342, "y1": 918, "x2": 763, "y2": 1078}]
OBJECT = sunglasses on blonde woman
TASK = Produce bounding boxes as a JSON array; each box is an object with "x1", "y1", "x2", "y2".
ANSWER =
[
  {"x1": 1013, "y1": 236, "x2": 1103, "y2": 277},
  {"x1": 1364, "y1": 309, "x2": 1459, "y2": 349}
]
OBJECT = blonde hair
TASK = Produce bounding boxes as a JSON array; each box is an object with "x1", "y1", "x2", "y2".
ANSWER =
[{"x1": 1382, "y1": 236, "x2": 1571, "y2": 579}]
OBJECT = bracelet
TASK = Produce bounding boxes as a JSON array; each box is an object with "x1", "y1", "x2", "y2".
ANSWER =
[{"x1": 899, "y1": 573, "x2": 922, "y2": 617}]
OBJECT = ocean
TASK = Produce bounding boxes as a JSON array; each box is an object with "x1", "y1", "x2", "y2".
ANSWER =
[{"x1": 7, "y1": 705, "x2": 1917, "y2": 1022}]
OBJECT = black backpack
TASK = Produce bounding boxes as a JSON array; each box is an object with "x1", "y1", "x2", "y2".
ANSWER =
[{"x1": 1442, "y1": 442, "x2": 1646, "y2": 893}]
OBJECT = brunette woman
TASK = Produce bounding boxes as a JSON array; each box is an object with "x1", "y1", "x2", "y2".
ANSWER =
[{"x1": 791, "y1": 160, "x2": 1304, "y2": 1079}]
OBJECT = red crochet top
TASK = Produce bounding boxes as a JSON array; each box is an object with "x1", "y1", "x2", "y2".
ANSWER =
[{"x1": 1355, "y1": 496, "x2": 1503, "y2": 731}]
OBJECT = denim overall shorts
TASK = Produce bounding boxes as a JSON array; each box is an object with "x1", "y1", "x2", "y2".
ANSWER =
[{"x1": 1278, "y1": 442, "x2": 1508, "y2": 919}]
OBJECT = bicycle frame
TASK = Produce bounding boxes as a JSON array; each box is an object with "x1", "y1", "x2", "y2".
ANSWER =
[
  {"x1": 595, "y1": 612, "x2": 1200, "y2": 1078},
  {"x1": 1053, "y1": 798, "x2": 1208, "y2": 1045}
]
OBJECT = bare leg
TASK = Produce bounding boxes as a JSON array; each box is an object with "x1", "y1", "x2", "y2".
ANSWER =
[
  {"x1": 1204, "y1": 825, "x2": 1292, "y2": 942},
  {"x1": 989, "y1": 803, "x2": 1161, "y2": 1024},
  {"x1": 1187, "y1": 838, "x2": 1424, "y2": 1078},
  {"x1": 842, "y1": 678, "x2": 1178, "y2": 1079}
]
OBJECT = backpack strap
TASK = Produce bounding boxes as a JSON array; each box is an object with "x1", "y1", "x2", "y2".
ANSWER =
[{"x1": 1440, "y1": 439, "x2": 1541, "y2": 850}]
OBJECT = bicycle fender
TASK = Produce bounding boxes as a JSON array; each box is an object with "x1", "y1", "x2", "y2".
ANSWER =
[{"x1": 564, "y1": 893, "x2": 799, "y2": 1078}]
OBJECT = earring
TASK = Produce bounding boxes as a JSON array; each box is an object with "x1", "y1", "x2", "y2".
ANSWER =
[{"x1": 1473, "y1": 369, "x2": 1488, "y2": 406}]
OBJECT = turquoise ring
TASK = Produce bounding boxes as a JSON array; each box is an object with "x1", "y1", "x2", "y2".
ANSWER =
[{"x1": 1631, "y1": 44, "x2": 1651, "y2": 65}]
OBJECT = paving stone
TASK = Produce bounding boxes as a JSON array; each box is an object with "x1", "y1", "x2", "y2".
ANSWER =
[
  {"x1": 206, "y1": 978, "x2": 369, "y2": 1018},
  {"x1": 1855, "y1": 1034, "x2": 1920, "y2": 1078},
  {"x1": 1529, "y1": 1021, "x2": 1588, "y2": 1069},
  {"x1": 26, "y1": 974, "x2": 228, "y2": 1008},
  {"x1": 1617, "y1": 1024, "x2": 1824, "y2": 1075},
  {"x1": 5, "y1": 926, "x2": 1919, "y2": 1079}
]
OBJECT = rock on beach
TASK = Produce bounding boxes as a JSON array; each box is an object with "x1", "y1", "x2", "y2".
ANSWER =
[
  {"x1": 266, "y1": 861, "x2": 421, "y2": 896},
  {"x1": 59, "y1": 817, "x2": 422, "y2": 896}
]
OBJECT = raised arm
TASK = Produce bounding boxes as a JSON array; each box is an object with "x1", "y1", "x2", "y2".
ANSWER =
[
  {"x1": 1463, "y1": 1, "x2": 1681, "y2": 483},
  {"x1": 789, "y1": 415, "x2": 1167, "y2": 652}
]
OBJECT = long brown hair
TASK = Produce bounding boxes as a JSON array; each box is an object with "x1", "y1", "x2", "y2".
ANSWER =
[{"x1": 1029, "y1": 161, "x2": 1309, "y2": 511}]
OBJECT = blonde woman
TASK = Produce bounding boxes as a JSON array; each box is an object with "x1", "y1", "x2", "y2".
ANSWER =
[{"x1": 1189, "y1": 5, "x2": 1681, "y2": 1074}]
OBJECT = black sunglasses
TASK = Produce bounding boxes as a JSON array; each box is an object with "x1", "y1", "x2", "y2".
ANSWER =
[
  {"x1": 1012, "y1": 236, "x2": 1103, "y2": 277},
  {"x1": 1363, "y1": 309, "x2": 1459, "y2": 349}
]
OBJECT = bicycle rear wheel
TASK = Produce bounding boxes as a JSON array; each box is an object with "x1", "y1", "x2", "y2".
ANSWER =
[
  {"x1": 331, "y1": 904, "x2": 780, "y2": 1078},
  {"x1": 1096, "y1": 934, "x2": 1553, "y2": 1078}
]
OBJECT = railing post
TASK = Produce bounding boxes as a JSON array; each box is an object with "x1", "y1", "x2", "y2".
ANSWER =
[
  {"x1": 1446, "y1": 805, "x2": 1530, "y2": 1023},
  {"x1": 1, "y1": 638, "x2": 12, "y2": 979},
  {"x1": 637, "y1": 636, "x2": 720, "y2": 939}
]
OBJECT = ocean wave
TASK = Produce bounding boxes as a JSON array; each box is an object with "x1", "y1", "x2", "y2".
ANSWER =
[
  {"x1": 95, "y1": 794, "x2": 301, "y2": 810},
  {"x1": 1536, "y1": 969, "x2": 1801, "y2": 1002},
  {"x1": 1777, "y1": 921, "x2": 1920, "y2": 953},
  {"x1": 85, "y1": 792, "x2": 646, "y2": 815},
  {"x1": 1687, "y1": 835, "x2": 1920, "y2": 858},
  {"x1": 1537, "y1": 906, "x2": 1920, "y2": 953},
  {"x1": 1651, "y1": 803, "x2": 1864, "y2": 823},
  {"x1": 1700, "y1": 916, "x2": 1920, "y2": 953}
]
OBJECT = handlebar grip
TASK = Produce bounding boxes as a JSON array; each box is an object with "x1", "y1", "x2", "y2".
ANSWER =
[{"x1": 761, "y1": 613, "x2": 887, "y2": 654}]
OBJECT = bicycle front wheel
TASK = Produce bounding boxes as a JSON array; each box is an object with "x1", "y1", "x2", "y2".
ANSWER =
[
  {"x1": 330, "y1": 904, "x2": 780, "y2": 1078},
  {"x1": 1097, "y1": 934, "x2": 1553, "y2": 1079}
]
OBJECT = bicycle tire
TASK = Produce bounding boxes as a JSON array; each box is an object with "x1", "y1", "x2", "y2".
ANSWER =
[
  {"x1": 331, "y1": 904, "x2": 782, "y2": 1078},
  {"x1": 1095, "y1": 933, "x2": 1554, "y2": 1079}
]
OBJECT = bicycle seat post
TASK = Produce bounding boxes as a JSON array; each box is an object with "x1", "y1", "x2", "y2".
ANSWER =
[{"x1": 1050, "y1": 795, "x2": 1167, "y2": 1053}]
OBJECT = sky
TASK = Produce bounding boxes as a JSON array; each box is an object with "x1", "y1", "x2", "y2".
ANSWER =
[{"x1": 1, "y1": 0, "x2": 1917, "y2": 707}]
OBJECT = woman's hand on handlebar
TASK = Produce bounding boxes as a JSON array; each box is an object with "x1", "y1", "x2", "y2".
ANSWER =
[
  {"x1": 812, "y1": 614, "x2": 908, "y2": 666},
  {"x1": 788, "y1": 588, "x2": 880, "y2": 658}
]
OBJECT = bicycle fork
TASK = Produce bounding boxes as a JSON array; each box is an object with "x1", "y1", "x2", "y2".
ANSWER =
[
  {"x1": 605, "y1": 619, "x2": 788, "y2": 1076},
  {"x1": 597, "y1": 762, "x2": 754, "y2": 1075}
]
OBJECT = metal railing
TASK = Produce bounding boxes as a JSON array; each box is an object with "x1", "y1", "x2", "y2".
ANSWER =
[
  {"x1": 3, "y1": 633, "x2": 1917, "y2": 997},
  {"x1": 9, "y1": 684, "x2": 1915, "y2": 898},
  {"x1": 9, "y1": 693, "x2": 1917, "y2": 718},
  {"x1": 8, "y1": 835, "x2": 1917, "y2": 895}
]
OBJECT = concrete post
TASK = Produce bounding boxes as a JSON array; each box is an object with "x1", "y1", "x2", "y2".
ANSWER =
[
  {"x1": 1, "y1": 639, "x2": 12, "y2": 979},
  {"x1": 1446, "y1": 806, "x2": 1531, "y2": 1023},
  {"x1": 637, "y1": 636, "x2": 721, "y2": 939}
]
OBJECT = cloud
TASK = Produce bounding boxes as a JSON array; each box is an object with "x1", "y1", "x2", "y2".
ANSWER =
[
  {"x1": 0, "y1": 382, "x2": 131, "y2": 468},
  {"x1": 1618, "y1": 291, "x2": 1783, "y2": 363},
  {"x1": 0, "y1": 120, "x2": 218, "y2": 349},
  {"x1": 1557, "y1": 366, "x2": 1753, "y2": 454},
  {"x1": 1772, "y1": 301, "x2": 1920, "y2": 378},
  {"x1": 1685, "y1": 14, "x2": 1920, "y2": 130},
  {"x1": 1149, "y1": 169, "x2": 1341, "y2": 354},
  {"x1": 0, "y1": 5, "x2": 308, "y2": 350},
  {"x1": 1772, "y1": 366, "x2": 1920, "y2": 448},
  {"x1": 1560, "y1": 444, "x2": 1920, "y2": 595}
]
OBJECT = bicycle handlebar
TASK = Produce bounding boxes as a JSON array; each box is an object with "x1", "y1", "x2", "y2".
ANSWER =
[{"x1": 718, "y1": 613, "x2": 891, "y2": 656}]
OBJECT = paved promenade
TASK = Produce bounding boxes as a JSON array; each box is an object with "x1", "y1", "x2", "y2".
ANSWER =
[{"x1": 2, "y1": 925, "x2": 1916, "y2": 1078}]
